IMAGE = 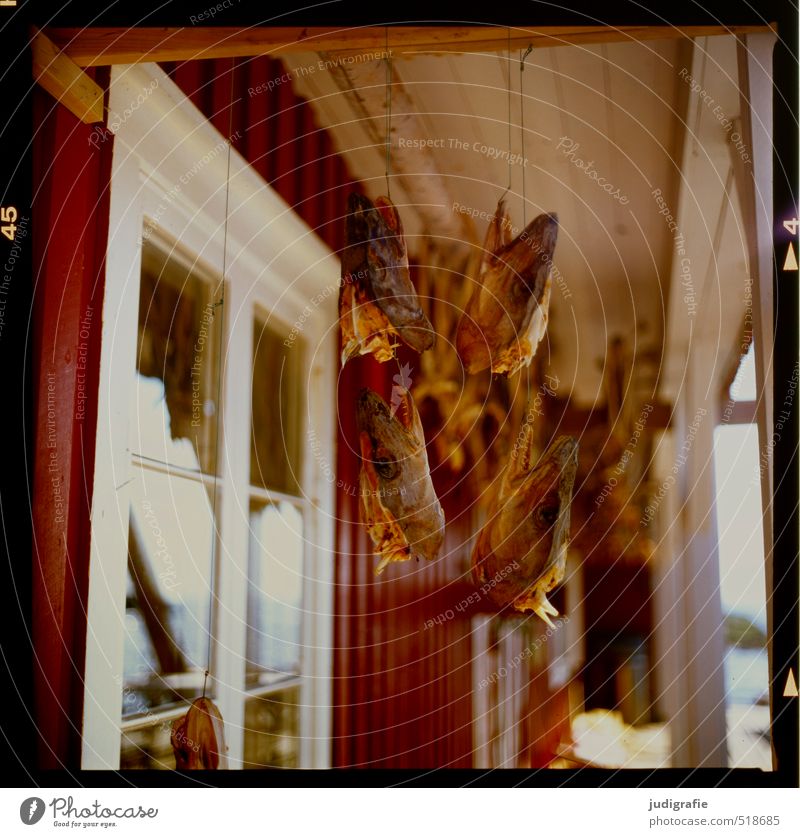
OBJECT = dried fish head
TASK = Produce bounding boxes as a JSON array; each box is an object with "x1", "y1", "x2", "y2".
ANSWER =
[
  {"x1": 357, "y1": 387, "x2": 445, "y2": 573},
  {"x1": 457, "y1": 201, "x2": 558, "y2": 375},
  {"x1": 340, "y1": 193, "x2": 435, "y2": 364},
  {"x1": 171, "y1": 696, "x2": 227, "y2": 770},
  {"x1": 472, "y1": 425, "x2": 578, "y2": 625}
]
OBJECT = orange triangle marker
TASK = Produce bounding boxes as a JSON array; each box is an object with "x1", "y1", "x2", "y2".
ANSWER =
[
  {"x1": 783, "y1": 668, "x2": 798, "y2": 697},
  {"x1": 783, "y1": 242, "x2": 798, "y2": 271}
]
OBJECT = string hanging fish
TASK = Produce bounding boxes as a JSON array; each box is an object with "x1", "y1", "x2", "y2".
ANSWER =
[
  {"x1": 456, "y1": 200, "x2": 557, "y2": 376},
  {"x1": 339, "y1": 193, "x2": 435, "y2": 365},
  {"x1": 357, "y1": 386, "x2": 445, "y2": 574},
  {"x1": 471, "y1": 420, "x2": 578, "y2": 626},
  {"x1": 171, "y1": 696, "x2": 227, "y2": 769}
]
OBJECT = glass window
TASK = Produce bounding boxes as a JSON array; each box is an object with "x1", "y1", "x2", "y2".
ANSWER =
[
  {"x1": 118, "y1": 241, "x2": 316, "y2": 768},
  {"x1": 123, "y1": 467, "x2": 215, "y2": 717},
  {"x1": 121, "y1": 242, "x2": 221, "y2": 764},
  {"x1": 250, "y1": 317, "x2": 304, "y2": 494},
  {"x1": 242, "y1": 687, "x2": 300, "y2": 768},
  {"x1": 132, "y1": 245, "x2": 220, "y2": 474},
  {"x1": 120, "y1": 721, "x2": 177, "y2": 770},
  {"x1": 245, "y1": 501, "x2": 304, "y2": 690}
]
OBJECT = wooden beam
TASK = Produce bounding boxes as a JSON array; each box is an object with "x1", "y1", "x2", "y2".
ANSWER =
[
  {"x1": 31, "y1": 29, "x2": 104, "y2": 124},
  {"x1": 47, "y1": 25, "x2": 776, "y2": 67}
]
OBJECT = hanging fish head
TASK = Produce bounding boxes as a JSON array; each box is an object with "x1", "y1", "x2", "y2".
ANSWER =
[
  {"x1": 357, "y1": 387, "x2": 445, "y2": 573},
  {"x1": 472, "y1": 424, "x2": 578, "y2": 625},
  {"x1": 171, "y1": 697, "x2": 227, "y2": 770},
  {"x1": 457, "y1": 201, "x2": 558, "y2": 375},
  {"x1": 340, "y1": 193, "x2": 435, "y2": 364}
]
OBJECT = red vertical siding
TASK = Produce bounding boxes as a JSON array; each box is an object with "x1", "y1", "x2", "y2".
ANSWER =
[
  {"x1": 162, "y1": 56, "x2": 355, "y2": 254},
  {"x1": 31, "y1": 69, "x2": 113, "y2": 768},
  {"x1": 332, "y1": 345, "x2": 476, "y2": 768}
]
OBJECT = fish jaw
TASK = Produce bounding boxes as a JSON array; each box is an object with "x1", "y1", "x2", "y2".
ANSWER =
[
  {"x1": 357, "y1": 388, "x2": 445, "y2": 572},
  {"x1": 456, "y1": 207, "x2": 558, "y2": 375},
  {"x1": 491, "y1": 273, "x2": 552, "y2": 375},
  {"x1": 340, "y1": 193, "x2": 435, "y2": 363},
  {"x1": 471, "y1": 433, "x2": 578, "y2": 624},
  {"x1": 339, "y1": 280, "x2": 399, "y2": 365}
]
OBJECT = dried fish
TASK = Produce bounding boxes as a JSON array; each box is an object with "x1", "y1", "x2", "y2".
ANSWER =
[
  {"x1": 357, "y1": 386, "x2": 445, "y2": 574},
  {"x1": 340, "y1": 193, "x2": 435, "y2": 365},
  {"x1": 171, "y1": 696, "x2": 227, "y2": 770},
  {"x1": 457, "y1": 200, "x2": 557, "y2": 375},
  {"x1": 471, "y1": 422, "x2": 578, "y2": 626}
]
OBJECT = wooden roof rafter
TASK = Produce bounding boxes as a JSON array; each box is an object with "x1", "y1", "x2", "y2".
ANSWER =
[{"x1": 47, "y1": 24, "x2": 776, "y2": 67}]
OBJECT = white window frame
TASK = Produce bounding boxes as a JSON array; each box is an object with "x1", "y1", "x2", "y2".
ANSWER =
[{"x1": 82, "y1": 62, "x2": 337, "y2": 769}]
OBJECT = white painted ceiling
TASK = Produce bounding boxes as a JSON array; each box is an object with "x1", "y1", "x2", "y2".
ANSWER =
[{"x1": 284, "y1": 35, "x2": 750, "y2": 407}]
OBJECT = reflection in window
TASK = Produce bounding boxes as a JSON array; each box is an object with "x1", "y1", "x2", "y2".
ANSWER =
[
  {"x1": 131, "y1": 376, "x2": 201, "y2": 471},
  {"x1": 120, "y1": 721, "x2": 177, "y2": 770},
  {"x1": 132, "y1": 244, "x2": 220, "y2": 474},
  {"x1": 243, "y1": 687, "x2": 300, "y2": 768},
  {"x1": 123, "y1": 467, "x2": 215, "y2": 716},
  {"x1": 250, "y1": 317, "x2": 303, "y2": 494},
  {"x1": 123, "y1": 242, "x2": 219, "y2": 723},
  {"x1": 246, "y1": 502, "x2": 304, "y2": 689}
]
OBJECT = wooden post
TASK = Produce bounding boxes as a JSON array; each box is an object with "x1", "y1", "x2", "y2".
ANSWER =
[{"x1": 733, "y1": 32, "x2": 778, "y2": 768}]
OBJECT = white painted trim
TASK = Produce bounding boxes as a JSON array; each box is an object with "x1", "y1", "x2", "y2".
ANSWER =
[
  {"x1": 82, "y1": 62, "x2": 337, "y2": 769},
  {"x1": 81, "y1": 128, "x2": 144, "y2": 770},
  {"x1": 300, "y1": 317, "x2": 337, "y2": 769},
  {"x1": 212, "y1": 275, "x2": 252, "y2": 771}
]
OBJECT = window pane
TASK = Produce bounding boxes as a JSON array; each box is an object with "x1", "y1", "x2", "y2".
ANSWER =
[
  {"x1": 242, "y1": 687, "x2": 300, "y2": 768},
  {"x1": 250, "y1": 317, "x2": 303, "y2": 493},
  {"x1": 120, "y1": 722, "x2": 177, "y2": 770},
  {"x1": 245, "y1": 501, "x2": 304, "y2": 689},
  {"x1": 123, "y1": 467, "x2": 215, "y2": 717},
  {"x1": 132, "y1": 243, "x2": 220, "y2": 474}
]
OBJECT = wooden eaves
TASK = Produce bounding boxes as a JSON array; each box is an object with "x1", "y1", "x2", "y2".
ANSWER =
[{"x1": 33, "y1": 23, "x2": 776, "y2": 125}]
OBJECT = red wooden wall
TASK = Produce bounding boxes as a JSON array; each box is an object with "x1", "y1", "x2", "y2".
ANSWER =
[
  {"x1": 333, "y1": 350, "x2": 478, "y2": 768},
  {"x1": 160, "y1": 56, "x2": 353, "y2": 255},
  {"x1": 31, "y1": 68, "x2": 113, "y2": 768}
]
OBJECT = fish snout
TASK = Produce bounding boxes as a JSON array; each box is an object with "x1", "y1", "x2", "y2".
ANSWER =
[
  {"x1": 541, "y1": 214, "x2": 558, "y2": 251},
  {"x1": 409, "y1": 501, "x2": 446, "y2": 563},
  {"x1": 398, "y1": 319, "x2": 436, "y2": 353},
  {"x1": 545, "y1": 434, "x2": 577, "y2": 465}
]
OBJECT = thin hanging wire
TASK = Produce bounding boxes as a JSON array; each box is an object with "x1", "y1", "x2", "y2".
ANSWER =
[
  {"x1": 519, "y1": 44, "x2": 532, "y2": 227},
  {"x1": 385, "y1": 26, "x2": 393, "y2": 200},
  {"x1": 500, "y1": 27, "x2": 512, "y2": 200},
  {"x1": 202, "y1": 61, "x2": 236, "y2": 700},
  {"x1": 384, "y1": 27, "x2": 404, "y2": 381},
  {"x1": 519, "y1": 44, "x2": 533, "y2": 406}
]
